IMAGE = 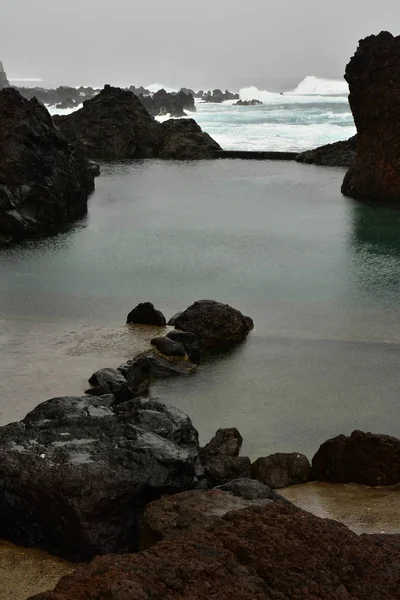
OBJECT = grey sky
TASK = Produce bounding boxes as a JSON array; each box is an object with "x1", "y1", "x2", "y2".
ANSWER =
[{"x1": 2, "y1": 0, "x2": 400, "y2": 90}]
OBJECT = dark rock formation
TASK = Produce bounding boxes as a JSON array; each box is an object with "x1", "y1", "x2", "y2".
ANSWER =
[
  {"x1": 18, "y1": 86, "x2": 99, "y2": 108},
  {"x1": 234, "y1": 99, "x2": 262, "y2": 106},
  {"x1": 126, "y1": 302, "x2": 166, "y2": 326},
  {"x1": 151, "y1": 336, "x2": 186, "y2": 357},
  {"x1": 145, "y1": 352, "x2": 197, "y2": 378},
  {"x1": 139, "y1": 489, "x2": 273, "y2": 550},
  {"x1": 203, "y1": 455, "x2": 251, "y2": 486},
  {"x1": 0, "y1": 88, "x2": 95, "y2": 245},
  {"x1": 0, "y1": 394, "x2": 203, "y2": 560},
  {"x1": 251, "y1": 452, "x2": 310, "y2": 489},
  {"x1": 200, "y1": 428, "x2": 243, "y2": 461},
  {"x1": 54, "y1": 86, "x2": 221, "y2": 160},
  {"x1": 158, "y1": 118, "x2": 222, "y2": 159},
  {"x1": 296, "y1": 135, "x2": 357, "y2": 167},
  {"x1": 0, "y1": 61, "x2": 9, "y2": 89},
  {"x1": 217, "y1": 478, "x2": 290, "y2": 503},
  {"x1": 139, "y1": 89, "x2": 196, "y2": 117},
  {"x1": 202, "y1": 89, "x2": 240, "y2": 103},
  {"x1": 341, "y1": 31, "x2": 400, "y2": 202},
  {"x1": 31, "y1": 503, "x2": 400, "y2": 600},
  {"x1": 166, "y1": 330, "x2": 201, "y2": 363},
  {"x1": 171, "y1": 300, "x2": 253, "y2": 349},
  {"x1": 54, "y1": 85, "x2": 160, "y2": 159},
  {"x1": 311, "y1": 429, "x2": 400, "y2": 486}
]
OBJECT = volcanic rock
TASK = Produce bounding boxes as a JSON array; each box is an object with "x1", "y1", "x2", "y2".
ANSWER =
[
  {"x1": 126, "y1": 302, "x2": 166, "y2": 326},
  {"x1": 151, "y1": 336, "x2": 186, "y2": 357},
  {"x1": 251, "y1": 452, "x2": 311, "y2": 489},
  {"x1": 203, "y1": 455, "x2": 252, "y2": 486},
  {"x1": 171, "y1": 299, "x2": 253, "y2": 349},
  {"x1": 31, "y1": 503, "x2": 400, "y2": 600},
  {"x1": 311, "y1": 429, "x2": 400, "y2": 485},
  {"x1": 158, "y1": 118, "x2": 222, "y2": 159},
  {"x1": 0, "y1": 394, "x2": 203, "y2": 560},
  {"x1": 0, "y1": 88, "x2": 95, "y2": 245},
  {"x1": 341, "y1": 31, "x2": 400, "y2": 201},
  {"x1": 296, "y1": 135, "x2": 357, "y2": 167},
  {"x1": 217, "y1": 478, "x2": 291, "y2": 503},
  {"x1": 200, "y1": 427, "x2": 243, "y2": 461},
  {"x1": 165, "y1": 330, "x2": 201, "y2": 363}
]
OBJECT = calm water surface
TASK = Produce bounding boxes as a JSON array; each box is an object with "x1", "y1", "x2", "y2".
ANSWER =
[{"x1": 1, "y1": 160, "x2": 400, "y2": 457}]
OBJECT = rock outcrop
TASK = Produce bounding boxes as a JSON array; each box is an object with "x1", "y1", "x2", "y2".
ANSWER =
[
  {"x1": 139, "y1": 89, "x2": 196, "y2": 117},
  {"x1": 296, "y1": 135, "x2": 357, "y2": 167},
  {"x1": 139, "y1": 489, "x2": 274, "y2": 550},
  {"x1": 18, "y1": 86, "x2": 99, "y2": 108},
  {"x1": 0, "y1": 394, "x2": 203, "y2": 560},
  {"x1": 234, "y1": 99, "x2": 262, "y2": 106},
  {"x1": 170, "y1": 300, "x2": 254, "y2": 349},
  {"x1": 0, "y1": 61, "x2": 9, "y2": 89},
  {"x1": 54, "y1": 86, "x2": 221, "y2": 160},
  {"x1": 311, "y1": 430, "x2": 400, "y2": 485},
  {"x1": 31, "y1": 503, "x2": 400, "y2": 600},
  {"x1": 251, "y1": 452, "x2": 310, "y2": 489},
  {"x1": 202, "y1": 89, "x2": 239, "y2": 103},
  {"x1": 0, "y1": 88, "x2": 95, "y2": 245},
  {"x1": 158, "y1": 118, "x2": 221, "y2": 159},
  {"x1": 126, "y1": 302, "x2": 166, "y2": 326},
  {"x1": 341, "y1": 31, "x2": 400, "y2": 202}
]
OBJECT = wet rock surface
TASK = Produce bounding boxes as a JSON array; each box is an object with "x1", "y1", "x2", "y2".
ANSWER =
[
  {"x1": 311, "y1": 429, "x2": 400, "y2": 486},
  {"x1": 158, "y1": 118, "x2": 222, "y2": 159},
  {"x1": 200, "y1": 427, "x2": 243, "y2": 460},
  {"x1": 252, "y1": 452, "x2": 311, "y2": 489},
  {"x1": 0, "y1": 394, "x2": 203, "y2": 560},
  {"x1": 296, "y1": 135, "x2": 357, "y2": 167},
  {"x1": 0, "y1": 88, "x2": 95, "y2": 245},
  {"x1": 151, "y1": 336, "x2": 186, "y2": 357},
  {"x1": 31, "y1": 503, "x2": 400, "y2": 600},
  {"x1": 139, "y1": 89, "x2": 196, "y2": 117},
  {"x1": 126, "y1": 302, "x2": 166, "y2": 326},
  {"x1": 341, "y1": 31, "x2": 400, "y2": 202},
  {"x1": 217, "y1": 478, "x2": 290, "y2": 503},
  {"x1": 171, "y1": 299, "x2": 254, "y2": 349},
  {"x1": 203, "y1": 455, "x2": 252, "y2": 486},
  {"x1": 165, "y1": 330, "x2": 201, "y2": 363}
]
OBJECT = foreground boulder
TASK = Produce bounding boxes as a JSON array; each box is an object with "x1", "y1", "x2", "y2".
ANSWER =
[
  {"x1": 54, "y1": 86, "x2": 221, "y2": 160},
  {"x1": 158, "y1": 118, "x2": 222, "y2": 159},
  {"x1": 217, "y1": 478, "x2": 290, "y2": 503},
  {"x1": 341, "y1": 31, "x2": 400, "y2": 202},
  {"x1": 140, "y1": 489, "x2": 273, "y2": 550},
  {"x1": 31, "y1": 503, "x2": 400, "y2": 600},
  {"x1": 0, "y1": 395, "x2": 203, "y2": 560},
  {"x1": 296, "y1": 135, "x2": 357, "y2": 167},
  {"x1": 170, "y1": 300, "x2": 254, "y2": 350},
  {"x1": 311, "y1": 429, "x2": 400, "y2": 486},
  {"x1": 126, "y1": 302, "x2": 166, "y2": 326},
  {"x1": 251, "y1": 452, "x2": 310, "y2": 489},
  {"x1": 0, "y1": 88, "x2": 95, "y2": 245}
]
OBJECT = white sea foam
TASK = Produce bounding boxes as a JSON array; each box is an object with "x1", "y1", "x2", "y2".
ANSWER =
[
  {"x1": 145, "y1": 82, "x2": 178, "y2": 93},
  {"x1": 290, "y1": 75, "x2": 348, "y2": 96}
]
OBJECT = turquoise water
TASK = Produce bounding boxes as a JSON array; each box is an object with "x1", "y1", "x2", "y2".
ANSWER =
[{"x1": 1, "y1": 159, "x2": 400, "y2": 457}]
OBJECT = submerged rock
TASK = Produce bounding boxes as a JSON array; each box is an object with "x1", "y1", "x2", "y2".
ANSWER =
[
  {"x1": 31, "y1": 503, "x2": 400, "y2": 600},
  {"x1": 171, "y1": 299, "x2": 254, "y2": 350},
  {"x1": 311, "y1": 429, "x2": 400, "y2": 486},
  {"x1": 139, "y1": 489, "x2": 273, "y2": 550},
  {"x1": 296, "y1": 135, "x2": 357, "y2": 167},
  {"x1": 0, "y1": 88, "x2": 95, "y2": 245},
  {"x1": 151, "y1": 336, "x2": 186, "y2": 357},
  {"x1": 341, "y1": 31, "x2": 400, "y2": 202},
  {"x1": 233, "y1": 99, "x2": 262, "y2": 106},
  {"x1": 126, "y1": 302, "x2": 166, "y2": 326},
  {"x1": 251, "y1": 452, "x2": 310, "y2": 489},
  {"x1": 0, "y1": 394, "x2": 203, "y2": 560}
]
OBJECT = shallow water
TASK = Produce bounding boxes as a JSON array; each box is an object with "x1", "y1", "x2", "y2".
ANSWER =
[{"x1": 2, "y1": 160, "x2": 400, "y2": 459}]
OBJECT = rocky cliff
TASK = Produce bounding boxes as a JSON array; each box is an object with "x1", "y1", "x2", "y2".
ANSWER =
[
  {"x1": 0, "y1": 61, "x2": 9, "y2": 89},
  {"x1": 341, "y1": 31, "x2": 400, "y2": 202}
]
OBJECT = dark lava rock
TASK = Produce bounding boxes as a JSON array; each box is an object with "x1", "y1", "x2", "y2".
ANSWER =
[
  {"x1": 251, "y1": 452, "x2": 310, "y2": 489},
  {"x1": 166, "y1": 330, "x2": 201, "y2": 363},
  {"x1": 85, "y1": 365, "x2": 149, "y2": 403},
  {"x1": 204, "y1": 455, "x2": 251, "y2": 487},
  {"x1": 126, "y1": 302, "x2": 166, "y2": 326},
  {"x1": 341, "y1": 31, "x2": 400, "y2": 202},
  {"x1": 0, "y1": 60, "x2": 9, "y2": 90},
  {"x1": 139, "y1": 89, "x2": 196, "y2": 117},
  {"x1": 200, "y1": 427, "x2": 243, "y2": 461},
  {"x1": 172, "y1": 299, "x2": 253, "y2": 350},
  {"x1": 145, "y1": 352, "x2": 197, "y2": 377},
  {"x1": 31, "y1": 503, "x2": 400, "y2": 600},
  {"x1": 139, "y1": 489, "x2": 272, "y2": 550},
  {"x1": 217, "y1": 478, "x2": 291, "y2": 503},
  {"x1": 234, "y1": 99, "x2": 262, "y2": 106},
  {"x1": 311, "y1": 429, "x2": 400, "y2": 486},
  {"x1": 54, "y1": 85, "x2": 160, "y2": 159},
  {"x1": 151, "y1": 336, "x2": 186, "y2": 357},
  {"x1": 88, "y1": 367, "x2": 127, "y2": 393},
  {"x1": 296, "y1": 135, "x2": 357, "y2": 167},
  {"x1": 203, "y1": 89, "x2": 239, "y2": 103},
  {"x1": 158, "y1": 118, "x2": 222, "y2": 159},
  {"x1": 0, "y1": 394, "x2": 203, "y2": 560},
  {"x1": 0, "y1": 88, "x2": 95, "y2": 245}
]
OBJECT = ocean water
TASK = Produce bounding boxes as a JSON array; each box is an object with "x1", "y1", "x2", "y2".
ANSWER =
[
  {"x1": 48, "y1": 76, "x2": 356, "y2": 152},
  {"x1": 2, "y1": 160, "x2": 400, "y2": 460}
]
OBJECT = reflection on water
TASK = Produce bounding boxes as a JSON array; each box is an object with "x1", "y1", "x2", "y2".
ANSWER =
[{"x1": 1, "y1": 161, "x2": 400, "y2": 457}]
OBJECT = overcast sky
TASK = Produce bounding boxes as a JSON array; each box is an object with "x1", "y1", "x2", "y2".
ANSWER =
[{"x1": 1, "y1": 0, "x2": 400, "y2": 90}]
